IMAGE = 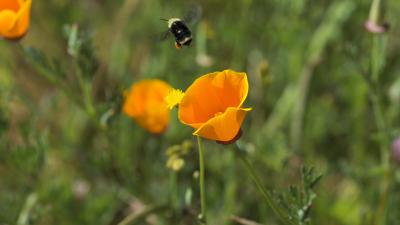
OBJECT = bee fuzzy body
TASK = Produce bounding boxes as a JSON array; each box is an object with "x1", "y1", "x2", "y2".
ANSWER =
[{"x1": 167, "y1": 18, "x2": 192, "y2": 48}]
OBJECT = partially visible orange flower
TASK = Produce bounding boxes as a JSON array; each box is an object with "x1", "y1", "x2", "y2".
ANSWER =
[
  {"x1": 168, "y1": 69, "x2": 251, "y2": 143},
  {"x1": 123, "y1": 79, "x2": 172, "y2": 134},
  {"x1": 0, "y1": 0, "x2": 32, "y2": 40}
]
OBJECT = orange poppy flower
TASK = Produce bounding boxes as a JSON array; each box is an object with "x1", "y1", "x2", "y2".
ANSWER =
[
  {"x1": 169, "y1": 69, "x2": 251, "y2": 142},
  {"x1": 0, "y1": 0, "x2": 32, "y2": 39},
  {"x1": 0, "y1": 0, "x2": 31, "y2": 40},
  {"x1": 123, "y1": 79, "x2": 172, "y2": 134}
]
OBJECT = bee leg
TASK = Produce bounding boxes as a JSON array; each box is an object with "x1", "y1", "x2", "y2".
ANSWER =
[{"x1": 175, "y1": 42, "x2": 182, "y2": 49}]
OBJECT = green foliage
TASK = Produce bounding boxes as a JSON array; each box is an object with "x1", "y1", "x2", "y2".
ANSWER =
[
  {"x1": 308, "y1": 1, "x2": 355, "y2": 62},
  {"x1": 278, "y1": 167, "x2": 322, "y2": 225},
  {"x1": 24, "y1": 46, "x2": 66, "y2": 80},
  {"x1": 1, "y1": 0, "x2": 400, "y2": 224},
  {"x1": 64, "y1": 24, "x2": 99, "y2": 79}
]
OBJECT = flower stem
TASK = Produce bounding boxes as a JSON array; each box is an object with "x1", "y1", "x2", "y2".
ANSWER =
[
  {"x1": 74, "y1": 60, "x2": 97, "y2": 120},
  {"x1": 369, "y1": 0, "x2": 382, "y2": 23},
  {"x1": 369, "y1": 36, "x2": 391, "y2": 225},
  {"x1": 234, "y1": 144, "x2": 295, "y2": 225},
  {"x1": 366, "y1": 0, "x2": 391, "y2": 221},
  {"x1": 196, "y1": 136, "x2": 207, "y2": 224},
  {"x1": 169, "y1": 171, "x2": 178, "y2": 210},
  {"x1": 17, "y1": 193, "x2": 38, "y2": 225}
]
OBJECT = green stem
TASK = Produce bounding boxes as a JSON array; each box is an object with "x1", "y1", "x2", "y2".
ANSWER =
[
  {"x1": 369, "y1": 52, "x2": 390, "y2": 225},
  {"x1": 74, "y1": 60, "x2": 97, "y2": 120},
  {"x1": 368, "y1": 72, "x2": 390, "y2": 225},
  {"x1": 290, "y1": 59, "x2": 320, "y2": 152},
  {"x1": 197, "y1": 136, "x2": 207, "y2": 224},
  {"x1": 367, "y1": 1, "x2": 390, "y2": 222},
  {"x1": 370, "y1": 91, "x2": 389, "y2": 163},
  {"x1": 17, "y1": 193, "x2": 38, "y2": 225},
  {"x1": 234, "y1": 145, "x2": 295, "y2": 225},
  {"x1": 369, "y1": 0, "x2": 382, "y2": 23},
  {"x1": 169, "y1": 171, "x2": 178, "y2": 210}
]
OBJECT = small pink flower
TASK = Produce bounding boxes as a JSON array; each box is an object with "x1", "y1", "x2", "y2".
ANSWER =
[
  {"x1": 392, "y1": 137, "x2": 400, "y2": 163},
  {"x1": 364, "y1": 20, "x2": 389, "y2": 34}
]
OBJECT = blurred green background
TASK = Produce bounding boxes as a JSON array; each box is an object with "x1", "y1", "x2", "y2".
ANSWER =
[{"x1": 1, "y1": 0, "x2": 400, "y2": 224}]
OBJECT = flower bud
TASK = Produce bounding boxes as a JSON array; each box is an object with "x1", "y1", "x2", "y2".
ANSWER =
[{"x1": 392, "y1": 137, "x2": 400, "y2": 163}]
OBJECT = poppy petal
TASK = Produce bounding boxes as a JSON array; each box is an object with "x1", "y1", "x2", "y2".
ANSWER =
[
  {"x1": 12, "y1": 0, "x2": 31, "y2": 36},
  {"x1": 0, "y1": 10, "x2": 17, "y2": 35},
  {"x1": 0, "y1": 1, "x2": 19, "y2": 12},
  {"x1": 123, "y1": 79, "x2": 171, "y2": 134},
  {"x1": 179, "y1": 70, "x2": 248, "y2": 126},
  {"x1": 0, "y1": 0, "x2": 31, "y2": 39},
  {"x1": 193, "y1": 107, "x2": 251, "y2": 142}
]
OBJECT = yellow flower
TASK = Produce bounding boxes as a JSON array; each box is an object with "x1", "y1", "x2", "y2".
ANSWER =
[
  {"x1": 0, "y1": 0, "x2": 32, "y2": 40},
  {"x1": 165, "y1": 88, "x2": 185, "y2": 109},
  {"x1": 123, "y1": 79, "x2": 171, "y2": 134},
  {"x1": 166, "y1": 156, "x2": 185, "y2": 171},
  {"x1": 177, "y1": 69, "x2": 251, "y2": 143},
  {"x1": 165, "y1": 140, "x2": 193, "y2": 172}
]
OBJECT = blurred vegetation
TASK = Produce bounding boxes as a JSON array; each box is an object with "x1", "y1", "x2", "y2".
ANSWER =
[{"x1": 1, "y1": 0, "x2": 400, "y2": 224}]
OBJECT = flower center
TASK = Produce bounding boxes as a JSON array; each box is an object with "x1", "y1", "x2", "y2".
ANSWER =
[{"x1": 165, "y1": 88, "x2": 185, "y2": 109}]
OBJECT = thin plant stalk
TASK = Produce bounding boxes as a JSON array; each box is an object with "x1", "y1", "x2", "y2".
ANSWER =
[
  {"x1": 234, "y1": 145, "x2": 295, "y2": 225},
  {"x1": 197, "y1": 136, "x2": 207, "y2": 224},
  {"x1": 74, "y1": 60, "x2": 97, "y2": 119},
  {"x1": 369, "y1": 0, "x2": 382, "y2": 23},
  {"x1": 370, "y1": 34, "x2": 391, "y2": 225},
  {"x1": 169, "y1": 171, "x2": 178, "y2": 210},
  {"x1": 17, "y1": 193, "x2": 38, "y2": 225},
  {"x1": 366, "y1": 0, "x2": 391, "y2": 223}
]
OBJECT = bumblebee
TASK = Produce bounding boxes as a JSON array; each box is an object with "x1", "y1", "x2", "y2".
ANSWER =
[
  {"x1": 160, "y1": 18, "x2": 192, "y2": 49},
  {"x1": 166, "y1": 18, "x2": 193, "y2": 49},
  {"x1": 160, "y1": 4, "x2": 201, "y2": 49}
]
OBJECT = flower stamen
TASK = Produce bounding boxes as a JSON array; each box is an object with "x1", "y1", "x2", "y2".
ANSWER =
[{"x1": 165, "y1": 88, "x2": 185, "y2": 109}]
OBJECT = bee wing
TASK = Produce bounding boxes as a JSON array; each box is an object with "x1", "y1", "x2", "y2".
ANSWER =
[
  {"x1": 183, "y1": 3, "x2": 202, "y2": 25},
  {"x1": 154, "y1": 29, "x2": 171, "y2": 42},
  {"x1": 160, "y1": 29, "x2": 171, "y2": 41}
]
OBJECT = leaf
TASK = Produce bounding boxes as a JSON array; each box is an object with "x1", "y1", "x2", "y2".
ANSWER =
[
  {"x1": 64, "y1": 24, "x2": 99, "y2": 79},
  {"x1": 23, "y1": 47, "x2": 66, "y2": 80},
  {"x1": 276, "y1": 166, "x2": 322, "y2": 225}
]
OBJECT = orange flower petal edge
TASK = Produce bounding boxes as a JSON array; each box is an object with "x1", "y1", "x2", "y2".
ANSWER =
[
  {"x1": 193, "y1": 107, "x2": 251, "y2": 142},
  {"x1": 122, "y1": 79, "x2": 172, "y2": 134},
  {"x1": 217, "y1": 129, "x2": 243, "y2": 145},
  {"x1": 0, "y1": 0, "x2": 31, "y2": 40}
]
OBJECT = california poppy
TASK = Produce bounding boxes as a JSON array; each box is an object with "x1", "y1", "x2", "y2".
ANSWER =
[
  {"x1": 123, "y1": 79, "x2": 171, "y2": 134},
  {"x1": 167, "y1": 69, "x2": 251, "y2": 142},
  {"x1": 0, "y1": 0, "x2": 32, "y2": 40}
]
